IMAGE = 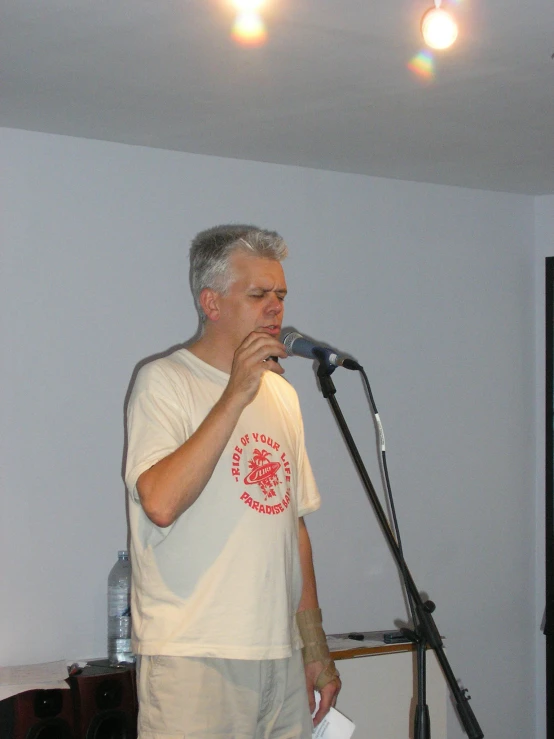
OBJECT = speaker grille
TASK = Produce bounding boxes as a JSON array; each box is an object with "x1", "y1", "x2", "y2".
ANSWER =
[
  {"x1": 85, "y1": 710, "x2": 129, "y2": 739},
  {"x1": 27, "y1": 717, "x2": 73, "y2": 739}
]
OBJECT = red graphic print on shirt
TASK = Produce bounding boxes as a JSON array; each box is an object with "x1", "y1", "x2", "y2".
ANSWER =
[
  {"x1": 231, "y1": 432, "x2": 291, "y2": 515},
  {"x1": 244, "y1": 448, "x2": 281, "y2": 500}
]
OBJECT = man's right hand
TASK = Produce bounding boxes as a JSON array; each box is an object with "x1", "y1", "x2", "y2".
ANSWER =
[{"x1": 224, "y1": 331, "x2": 287, "y2": 408}]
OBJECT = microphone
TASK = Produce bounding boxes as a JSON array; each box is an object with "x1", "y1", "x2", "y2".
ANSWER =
[{"x1": 281, "y1": 329, "x2": 361, "y2": 370}]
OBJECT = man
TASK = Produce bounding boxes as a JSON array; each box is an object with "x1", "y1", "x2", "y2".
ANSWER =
[{"x1": 125, "y1": 224, "x2": 341, "y2": 738}]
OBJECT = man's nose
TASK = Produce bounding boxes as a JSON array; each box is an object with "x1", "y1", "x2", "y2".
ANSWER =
[{"x1": 266, "y1": 294, "x2": 283, "y2": 314}]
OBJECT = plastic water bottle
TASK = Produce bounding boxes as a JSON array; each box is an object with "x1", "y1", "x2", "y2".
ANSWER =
[{"x1": 107, "y1": 550, "x2": 135, "y2": 666}]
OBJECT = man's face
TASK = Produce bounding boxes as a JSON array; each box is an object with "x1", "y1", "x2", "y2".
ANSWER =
[{"x1": 213, "y1": 251, "x2": 287, "y2": 349}]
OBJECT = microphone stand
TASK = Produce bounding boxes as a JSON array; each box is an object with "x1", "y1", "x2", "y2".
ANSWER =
[{"x1": 313, "y1": 353, "x2": 483, "y2": 739}]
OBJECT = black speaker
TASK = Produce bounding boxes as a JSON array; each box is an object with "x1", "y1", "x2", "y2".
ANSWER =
[
  {"x1": 0, "y1": 686, "x2": 75, "y2": 739},
  {"x1": 70, "y1": 662, "x2": 137, "y2": 739}
]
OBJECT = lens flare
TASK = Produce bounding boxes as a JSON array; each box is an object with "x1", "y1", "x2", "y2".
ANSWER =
[
  {"x1": 231, "y1": 12, "x2": 267, "y2": 46},
  {"x1": 407, "y1": 50, "x2": 435, "y2": 80}
]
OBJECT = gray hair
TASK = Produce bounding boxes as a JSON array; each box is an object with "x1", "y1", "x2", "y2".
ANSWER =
[{"x1": 189, "y1": 224, "x2": 288, "y2": 324}]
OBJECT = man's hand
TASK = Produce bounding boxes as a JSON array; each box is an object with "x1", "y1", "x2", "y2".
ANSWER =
[
  {"x1": 304, "y1": 660, "x2": 342, "y2": 727},
  {"x1": 224, "y1": 331, "x2": 287, "y2": 407}
]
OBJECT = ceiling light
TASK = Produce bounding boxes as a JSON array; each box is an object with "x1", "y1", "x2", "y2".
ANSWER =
[
  {"x1": 231, "y1": 0, "x2": 264, "y2": 11},
  {"x1": 231, "y1": 12, "x2": 267, "y2": 46},
  {"x1": 421, "y1": 0, "x2": 458, "y2": 50}
]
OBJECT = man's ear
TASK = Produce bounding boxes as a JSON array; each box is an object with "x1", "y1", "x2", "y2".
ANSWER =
[{"x1": 199, "y1": 288, "x2": 221, "y2": 322}]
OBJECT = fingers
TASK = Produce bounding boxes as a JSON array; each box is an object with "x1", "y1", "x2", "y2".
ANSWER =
[
  {"x1": 262, "y1": 357, "x2": 285, "y2": 375},
  {"x1": 306, "y1": 682, "x2": 328, "y2": 728},
  {"x1": 233, "y1": 332, "x2": 286, "y2": 375},
  {"x1": 225, "y1": 332, "x2": 287, "y2": 405},
  {"x1": 312, "y1": 679, "x2": 342, "y2": 727},
  {"x1": 312, "y1": 691, "x2": 331, "y2": 727},
  {"x1": 313, "y1": 705, "x2": 327, "y2": 727},
  {"x1": 330, "y1": 677, "x2": 341, "y2": 707},
  {"x1": 238, "y1": 331, "x2": 287, "y2": 362},
  {"x1": 306, "y1": 685, "x2": 316, "y2": 717}
]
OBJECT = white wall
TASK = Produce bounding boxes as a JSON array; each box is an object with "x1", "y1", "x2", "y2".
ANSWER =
[
  {"x1": 0, "y1": 127, "x2": 537, "y2": 739},
  {"x1": 533, "y1": 195, "x2": 554, "y2": 739}
]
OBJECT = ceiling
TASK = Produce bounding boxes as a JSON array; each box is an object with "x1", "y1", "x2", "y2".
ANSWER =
[{"x1": 2, "y1": 0, "x2": 554, "y2": 195}]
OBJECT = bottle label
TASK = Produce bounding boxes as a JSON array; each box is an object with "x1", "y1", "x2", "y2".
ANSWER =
[{"x1": 108, "y1": 587, "x2": 131, "y2": 618}]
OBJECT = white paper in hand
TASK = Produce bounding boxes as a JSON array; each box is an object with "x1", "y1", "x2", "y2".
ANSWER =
[{"x1": 312, "y1": 692, "x2": 355, "y2": 739}]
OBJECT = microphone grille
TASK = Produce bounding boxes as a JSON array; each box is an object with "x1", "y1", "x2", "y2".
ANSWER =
[{"x1": 281, "y1": 331, "x2": 302, "y2": 356}]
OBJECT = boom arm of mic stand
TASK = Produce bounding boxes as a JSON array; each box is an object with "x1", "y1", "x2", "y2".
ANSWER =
[{"x1": 315, "y1": 361, "x2": 483, "y2": 739}]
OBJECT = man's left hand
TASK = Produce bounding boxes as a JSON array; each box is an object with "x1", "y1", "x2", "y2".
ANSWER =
[{"x1": 304, "y1": 660, "x2": 342, "y2": 727}]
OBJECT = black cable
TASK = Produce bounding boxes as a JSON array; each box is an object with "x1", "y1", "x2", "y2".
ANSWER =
[{"x1": 359, "y1": 366, "x2": 417, "y2": 630}]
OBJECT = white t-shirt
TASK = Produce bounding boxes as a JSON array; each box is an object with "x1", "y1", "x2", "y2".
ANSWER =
[{"x1": 125, "y1": 348, "x2": 321, "y2": 659}]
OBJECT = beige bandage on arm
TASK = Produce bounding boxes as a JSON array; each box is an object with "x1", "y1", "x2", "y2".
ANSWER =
[{"x1": 296, "y1": 608, "x2": 340, "y2": 690}]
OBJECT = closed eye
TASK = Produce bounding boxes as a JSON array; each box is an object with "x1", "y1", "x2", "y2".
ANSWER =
[{"x1": 249, "y1": 290, "x2": 287, "y2": 300}]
